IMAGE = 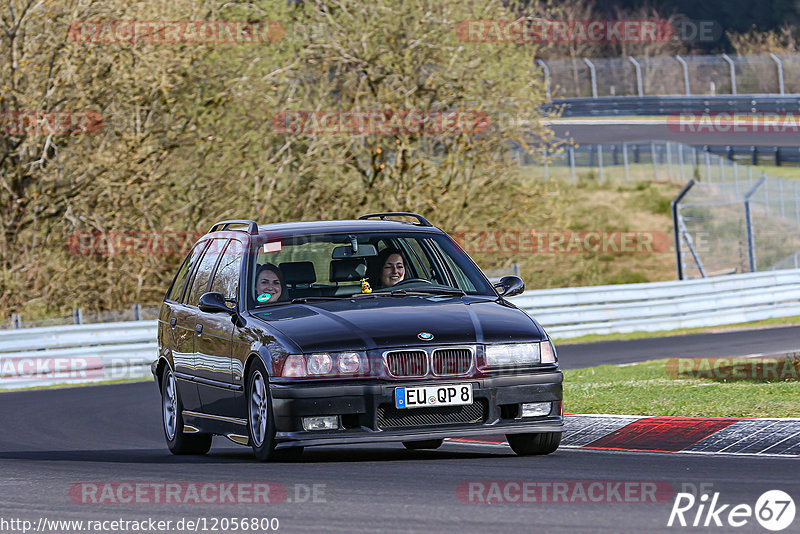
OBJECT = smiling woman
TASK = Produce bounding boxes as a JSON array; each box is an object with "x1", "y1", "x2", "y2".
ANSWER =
[{"x1": 374, "y1": 247, "x2": 406, "y2": 288}]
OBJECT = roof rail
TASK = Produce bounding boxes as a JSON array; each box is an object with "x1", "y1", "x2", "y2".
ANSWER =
[
  {"x1": 358, "y1": 212, "x2": 433, "y2": 227},
  {"x1": 208, "y1": 219, "x2": 259, "y2": 235}
]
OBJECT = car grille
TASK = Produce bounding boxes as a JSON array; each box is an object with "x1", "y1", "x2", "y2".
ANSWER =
[
  {"x1": 432, "y1": 348, "x2": 473, "y2": 375},
  {"x1": 377, "y1": 399, "x2": 488, "y2": 429},
  {"x1": 385, "y1": 350, "x2": 427, "y2": 377}
]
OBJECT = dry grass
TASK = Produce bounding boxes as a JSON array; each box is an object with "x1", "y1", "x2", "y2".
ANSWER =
[{"x1": 471, "y1": 169, "x2": 682, "y2": 289}]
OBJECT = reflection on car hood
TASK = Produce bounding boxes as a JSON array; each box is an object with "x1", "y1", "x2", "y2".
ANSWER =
[{"x1": 253, "y1": 296, "x2": 544, "y2": 353}]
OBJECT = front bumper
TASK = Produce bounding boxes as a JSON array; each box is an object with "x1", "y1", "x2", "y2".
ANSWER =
[{"x1": 269, "y1": 371, "x2": 563, "y2": 449}]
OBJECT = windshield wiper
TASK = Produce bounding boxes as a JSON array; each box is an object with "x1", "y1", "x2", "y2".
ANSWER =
[
  {"x1": 390, "y1": 288, "x2": 465, "y2": 297},
  {"x1": 290, "y1": 296, "x2": 345, "y2": 304}
]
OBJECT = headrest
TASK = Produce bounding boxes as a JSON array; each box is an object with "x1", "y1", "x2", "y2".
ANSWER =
[
  {"x1": 279, "y1": 261, "x2": 316, "y2": 285},
  {"x1": 330, "y1": 258, "x2": 368, "y2": 282}
]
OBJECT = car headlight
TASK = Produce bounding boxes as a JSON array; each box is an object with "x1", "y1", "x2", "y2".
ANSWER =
[
  {"x1": 307, "y1": 353, "x2": 333, "y2": 375},
  {"x1": 281, "y1": 352, "x2": 369, "y2": 377},
  {"x1": 485, "y1": 343, "x2": 541, "y2": 367}
]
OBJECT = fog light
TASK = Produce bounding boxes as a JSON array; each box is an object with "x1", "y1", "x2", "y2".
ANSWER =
[
  {"x1": 521, "y1": 402, "x2": 551, "y2": 418},
  {"x1": 302, "y1": 416, "x2": 339, "y2": 431}
]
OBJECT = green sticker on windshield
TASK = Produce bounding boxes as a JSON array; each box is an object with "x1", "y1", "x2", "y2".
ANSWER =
[{"x1": 257, "y1": 293, "x2": 272, "y2": 302}]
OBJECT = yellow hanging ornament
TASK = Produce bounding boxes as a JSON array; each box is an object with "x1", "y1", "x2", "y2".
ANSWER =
[{"x1": 360, "y1": 278, "x2": 372, "y2": 293}]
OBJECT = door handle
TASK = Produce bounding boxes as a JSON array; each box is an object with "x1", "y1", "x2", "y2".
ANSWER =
[
  {"x1": 170, "y1": 317, "x2": 177, "y2": 329},
  {"x1": 195, "y1": 323, "x2": 203, "y2": 335}
]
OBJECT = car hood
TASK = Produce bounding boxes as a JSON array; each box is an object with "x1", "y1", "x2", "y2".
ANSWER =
[{"x1": 251, "y1": 296, "x2": 545, "y2": 353}]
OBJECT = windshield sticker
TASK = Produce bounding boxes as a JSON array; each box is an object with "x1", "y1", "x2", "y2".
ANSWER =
[
  {"x1": 262, "y1": 241, "x2": 282, "y2": 253},
  {"x1": 257, "y1": 293, "x2": 272, "y2": 302}
]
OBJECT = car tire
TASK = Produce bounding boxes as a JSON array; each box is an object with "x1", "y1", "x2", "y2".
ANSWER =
[
  {"x1": 161, "y1": 367, "x2": 212, "y2": 455},
  {"x1": 506, "y1": 432, "x2": 561, "y2": 456},
  {"x1": 402, "y1": 439, "x2": 444, "y2": 450},
  {"x1": 247, "y1": 359, "x2": 278, "y2": 462}
]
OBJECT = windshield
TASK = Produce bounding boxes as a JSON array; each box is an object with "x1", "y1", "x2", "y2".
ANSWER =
[{"x1": 248, "y1": 231, "x2": 494, "y2": 307}]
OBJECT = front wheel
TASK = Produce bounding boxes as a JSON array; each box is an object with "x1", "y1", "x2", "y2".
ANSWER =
[
  {"x1": 161, "y1": 367, "x2": 212, "y2": 455},
  {"x1": 247, "y1": 360, "x2": 278, "y2": 462},
  {"x1": 402, "y1": 439, "x2": 444, "y2": 450},
  {"x1": 506, "y1": 432, "x2": 561, "y2": 456}
]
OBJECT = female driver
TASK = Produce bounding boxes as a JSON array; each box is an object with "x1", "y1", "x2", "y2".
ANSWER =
[{"x1": 255, "y1": 263, "x2": 286, "y2": 303}]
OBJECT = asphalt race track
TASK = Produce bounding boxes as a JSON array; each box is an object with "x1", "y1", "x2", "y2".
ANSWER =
[
  {"x1": 1, "y1": 329, "x2": 798, "y2": 533},
  {"x1": 550, "y1": 120, "x2": 800, "y2": 146},
  {"x1": 557, "y1": 324, "x2": 800, "y2": 369}
]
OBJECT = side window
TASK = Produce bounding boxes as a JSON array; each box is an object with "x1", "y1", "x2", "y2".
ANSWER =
[
  {"x1": 209, "y1": 240, "x2": 244, "y2": 301},
  {"x1": 187, "y1": 240, "x2": 225, "y2": 306},
  {"x1": 166, "y1": 241, "x2": 208, "y2": 302},
  {"x1": 400, "y1": 238, "x2": 436, "y2": 282},
  {"x1": 428, "y1": 238, "x2": 478, "y2": 292}
]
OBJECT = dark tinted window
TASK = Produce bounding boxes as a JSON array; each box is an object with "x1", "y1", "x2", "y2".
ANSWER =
[
  {"x1": 166, "y1": 241, "x2": 208, "y2": 302},
  {"x1": 187, "y1": 240, "x2": 225, "y2": 306},
  {"x1": 209, "y1": 239, "x2": 244, "y2": 301}
]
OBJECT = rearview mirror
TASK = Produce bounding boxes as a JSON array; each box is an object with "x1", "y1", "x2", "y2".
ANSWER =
[
  {"x1": 332, "y1": 244, "x2": 378, "y2": 259},
  {"x1": 494, "y1": 276, "x2": 525, "y2": 298},
  {"x1": 199, "y1": 292, "x2": 235, "y2": 314}
]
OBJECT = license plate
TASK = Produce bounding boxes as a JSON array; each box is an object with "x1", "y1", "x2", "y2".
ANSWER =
[{"x1": 395, "y1": 384, "x2": 473, "y2": 409}]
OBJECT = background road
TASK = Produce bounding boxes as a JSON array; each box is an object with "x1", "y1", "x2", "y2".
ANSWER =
[
  {"x1": 557, "y1": 324, "x2": 800, "y2": 369},
  {"x1": 550, "y1": 121, "x2": 800, "y2": 146},
  {"x1": 2, "y1": 327, "x2": 799, "y2": 533}
]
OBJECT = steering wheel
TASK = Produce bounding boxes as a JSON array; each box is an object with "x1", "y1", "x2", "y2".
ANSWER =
[{"x1": 391, "y1": 278, "x2": 432, "y2": 287}]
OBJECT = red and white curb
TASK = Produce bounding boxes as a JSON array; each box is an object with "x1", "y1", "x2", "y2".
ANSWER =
[{"x1": 446, "y1": 415, "x2": 800, "y2": 457}]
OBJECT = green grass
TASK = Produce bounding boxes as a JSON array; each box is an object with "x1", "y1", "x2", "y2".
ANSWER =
[
  {"x1": 555, "y1": 315, "x2": 800, "y2": 345},
  {"x1": 563, "y1": 358, "x2": 800, "y2": 418}
]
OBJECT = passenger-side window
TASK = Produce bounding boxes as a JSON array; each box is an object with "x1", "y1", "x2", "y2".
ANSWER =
[
  {"x1": 209, "y1": 240, "x2": 244, "y2": 302},
  {"x1": 166, "y1": 241, "x2": 208, "y2": 302},
  {"x1": 431, "y1": 239, "x2": 478, "y2": 292},
  {"x1": 187, "y1": 240, "x2": 225, "y2": 306}
]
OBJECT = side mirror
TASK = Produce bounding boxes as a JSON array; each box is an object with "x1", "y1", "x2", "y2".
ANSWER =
[
  {"x1": 199, "y1": 292, "x2": 235, "y2": 314},
  {"x1": 494, "y1": 276, "x2": 525, "y2": 298}
]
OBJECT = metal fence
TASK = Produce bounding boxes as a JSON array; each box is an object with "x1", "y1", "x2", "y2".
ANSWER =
[
  {"x1": 516, "y1": 139, "x2": 800, "y2": 278},
  {"x1": 675, "y1": 166, "x2": 800, "y2": 278},
  {"x1": 2, "y1": 304, "x2": 161, "y2": 330},
  {"x1": 543, "y1": 53, "x2": 800, "y2": 98},
  {"x1": 518, "y1": 140, "x2": 724, "y2": 184}
]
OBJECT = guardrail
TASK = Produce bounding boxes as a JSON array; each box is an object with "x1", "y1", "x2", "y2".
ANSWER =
[
  {"x1": 0, "y1": 320, "x2": 156, "y2": 389},
  {"x1": 2, "y1": 269, "x2": 799, "y2": 389},
  {"x1": 551, "y1": 95, "x2": 800, "y2": 117},
  {"x1": 513, "y1": 269, "x2": 800, "y2": 338}
]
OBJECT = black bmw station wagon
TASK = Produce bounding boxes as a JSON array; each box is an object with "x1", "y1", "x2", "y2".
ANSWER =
[{"x1": 153, "y1": 213, "x2": 563, "y2": 461}]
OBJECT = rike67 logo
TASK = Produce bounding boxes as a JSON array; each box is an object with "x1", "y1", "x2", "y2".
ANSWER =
[{"x1": 668, "y1": 489, "x2": 796, "y2": 531}]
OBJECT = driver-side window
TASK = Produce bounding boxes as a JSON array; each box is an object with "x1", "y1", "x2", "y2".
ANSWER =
[{"x1": 186, "y1": 240, "x2": 225, "y2": 307}]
